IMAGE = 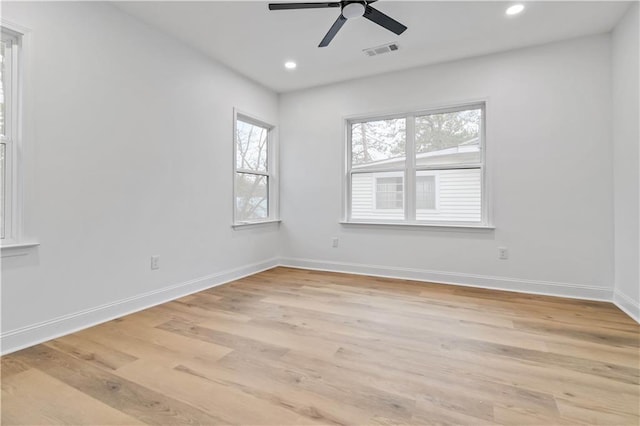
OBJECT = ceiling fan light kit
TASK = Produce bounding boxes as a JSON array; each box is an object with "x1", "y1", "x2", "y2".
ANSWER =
[
  {"x1": 342, "y1": 2, "x2": 365, "y2": 19},
  {"x1": 268, "y1": 0, "x2": 408, "y2": 47}
]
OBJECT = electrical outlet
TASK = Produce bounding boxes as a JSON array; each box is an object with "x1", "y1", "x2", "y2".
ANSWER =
[
  {"x1": 498, "y1": 247, "x2": 509, "y2": 260},
  {"x1": 332, "y1": 237, "x2": 339, "y2": 248},
  {"x1": 151, "y1": 255, "x2": 160, "y2": 270}
]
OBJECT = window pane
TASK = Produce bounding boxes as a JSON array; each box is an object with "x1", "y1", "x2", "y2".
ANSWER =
[
  {"x1": 415, "y1": 108, "x2": 481, "y2": 167},
  {"x1": 416, "y1": 168, "x2": 481, "y2": 222},
  {"x1": 416, "y1": 175, "x2": 436, "y2": 210},
  {"x1": 352, "y1": 118, "x2": 405, "y2": 169},
  {"x1": 0, "y1": 143, "x2": 5, "y2": 238},
  {"x1": 351, "y1": 172, "x2": 404, "y2": 220},
  {"x1": 236, "y1": 119, "x2": 268, "y2": 172},
  {"x1": 235, "y1": 173, "x2": 268, "y2": 221}
]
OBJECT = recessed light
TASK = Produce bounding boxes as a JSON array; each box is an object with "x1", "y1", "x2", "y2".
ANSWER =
[
  {"x1": 284, "y1": 61, "x2": 297, "y2": 70},
  {"x1": 506, "y1": 4, "x2": 525, "y2": 16}
]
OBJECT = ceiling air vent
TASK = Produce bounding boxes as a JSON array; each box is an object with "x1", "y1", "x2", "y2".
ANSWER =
[{"x1": 363, "y1": 42, "x2": 399, "y2": 57}]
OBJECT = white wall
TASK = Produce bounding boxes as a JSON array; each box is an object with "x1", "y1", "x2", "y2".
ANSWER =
[
  {"x1": 279, "y1": 35, "x2": 615, "y2": 299},
  {"x1": 612, "y1": 3, "x2": 640, "y2": 321},
  {"x1": 1, "y1": 2, "x2": 635, "y2": 354},
  {"x1": 0, "y1": 1, "x2": 280, "y2": 353}
]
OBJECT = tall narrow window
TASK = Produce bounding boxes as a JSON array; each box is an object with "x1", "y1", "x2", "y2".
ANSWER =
[
  {"x1": 346, "y1": 103, "x2": 487, "y2": 226},
  {"x1": 233, "y1": 111, "x2": 278, "y2": 225},
  {"x1": 1, "y1": 27, "x2": 21, "y2": 243}
]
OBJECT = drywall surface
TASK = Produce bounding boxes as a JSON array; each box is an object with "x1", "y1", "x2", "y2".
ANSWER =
[
  {"x1": 612, "y1": 3, "x2": 640, "y2": 320},
  {"x1": 279, "y1": 34, "x2": 614, "y2": 299},
  {"x1": 0, "y1": 1, "x2": 280, "y2": 350}
]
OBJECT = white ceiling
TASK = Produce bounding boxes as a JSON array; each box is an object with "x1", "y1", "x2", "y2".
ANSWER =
[{"x1": 114, "y1": 1, "x2": 631, "y2": 93}]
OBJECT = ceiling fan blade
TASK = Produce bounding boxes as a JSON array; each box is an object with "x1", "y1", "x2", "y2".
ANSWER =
[
  {"x1": 269, "y1": 2, "x2": 340, "y2": 10},
  {"x1": 319, "y1": 15, "x2": 347, "y2": 47},
  {"x1": 363, "y1": 5, "x2": 407, "y2": 35}
]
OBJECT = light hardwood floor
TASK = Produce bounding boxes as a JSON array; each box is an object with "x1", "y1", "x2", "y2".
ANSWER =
[{"x1": 1, "y1": 267, "x2": 639, "y2": 425}]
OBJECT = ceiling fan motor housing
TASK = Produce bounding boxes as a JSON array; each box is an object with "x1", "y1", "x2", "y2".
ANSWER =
[{"x1": 342, "y1": 1, "x2": 366, "y2": 19}]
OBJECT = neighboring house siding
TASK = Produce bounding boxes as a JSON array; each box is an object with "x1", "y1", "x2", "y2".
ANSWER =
[
  {"x1": 417, "y1": 169, "x2": 481, "y2": 222},
  {"x1": 352, "y1": 173, "x2": 404, "y2": 220},
  {"x1": 352, "y1": 169, "x2": 481, "y2": 222}
]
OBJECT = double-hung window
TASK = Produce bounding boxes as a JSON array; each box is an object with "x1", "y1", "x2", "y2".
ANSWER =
[
  {"x1": 233, "y1": 111, "x2": 278, "y2": 225},
  {"x1": 346, "y1": 103, "x2": 487, "y2": 226},
  {"x1": 1, "y1": 27, "x2": 22, "y2": 243}
]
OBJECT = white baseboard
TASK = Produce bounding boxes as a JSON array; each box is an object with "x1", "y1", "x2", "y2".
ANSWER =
[
  {"x1": 279, "y1": 257, "x2": 614, "y2": 302},
  {"x1": 0, "y1": 258, "x2": 279, "y2": 356},
  {"x1": 613, "y1": 290, "x2": 640, "y2": 324},
  {"x1": 2, "y1": 256, "x2": 634, "y2": 356}
]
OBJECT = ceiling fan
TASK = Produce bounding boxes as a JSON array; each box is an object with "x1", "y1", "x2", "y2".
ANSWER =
[{"x1": 268, "y1": 1, "x2": 407, "y2": 47}]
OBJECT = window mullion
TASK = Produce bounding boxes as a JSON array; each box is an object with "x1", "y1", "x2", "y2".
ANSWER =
[
  {"x1": 415, "y1": 164, "x2": 482, "y2": 171},
  {"x1": 346, "y1": 123, "x2": 353, "y2": 221},
  {"x1": 350, "y1": 167, "x2": 406, "y2": 175},
  {"x1": 405, "y1": 115, "x2": 416, "y2": 222},
  {"x1": 236, "y1": 169, "x2": 269, "y2": 177},
  {"x1": 268, "y1": 128, "x2": 275, "y2": 220}
]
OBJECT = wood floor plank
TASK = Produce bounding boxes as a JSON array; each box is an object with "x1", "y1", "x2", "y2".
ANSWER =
[
  {"x1": 544, "y1": 338, "x2": 640, "y2": 368},
  {"x1": 332, "y1": 345, "x2": 561, "y2": 416},
  {"x1": 173, "y1": 359, "x2": 373, "y2": 425},
  {"x1": 157, "y1": 319, "x2": 290, "y2": 359},
  {"x1": 307, "y1": 284, "x2": 517, "y2": 328},
  {"x1": 438, "y1": 342, "x2": 640, "y2": 416},
  {"x1": 412, "y1": 394, "x2": 499, "y2": 426},
  {"x1": 114, "y1": 359, "x2": 316, "y2": 425},
  {"x1": 73, "y1": 319, "x2": 233, "y2": 368},
  {"x1": 493, "y1": 405, "x2": 580, "y2": 425},
  {"x1": 45, "y1": 333, "x2": 138, "y2": 371},
  {"x1": 2, "y1": 267, "x2": 639, "y2": 425},
  {"x1": 164, "y1": 299, "x2": 253, "y2": 323},
  {"x1": 555, "y1": 396, "x2": 640, "y2": 425},
  {"x1": 444, "y1": 337, "x2": 639, "y2": 385},
  {"x1": 0, "y1": 355, "x2": 30, "y2": 379},
  {"x1": 217, "y1": 349, "x2": 418, "y2": 422},
  {"x1": 197, "y1": 317, "x2": 344, "y2": 359},
  {"x1": 1, "y1": 369, "x2": 145, "y2": 425},
  {"x1": 512, "y1": 319, "x2": 640, "y2": 348},
  {"x1": 9, "y1": 345, "x2": 226, "y2": 425}
]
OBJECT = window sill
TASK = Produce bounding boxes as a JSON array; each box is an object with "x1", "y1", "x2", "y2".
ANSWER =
[
  {"x1": 232, "y1": 220, "x2": 281, "y2": 229},
  {"x1": 1, "y1": 242, "x2": 40, "y2": 257},
  {"x1": 340, "y1": 221, "x2": 495, "y2": 230}
]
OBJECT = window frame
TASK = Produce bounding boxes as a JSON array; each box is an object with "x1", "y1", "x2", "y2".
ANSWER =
[
  {"x1": 1, "y1": 25, "x2": 23, "y2": 246},
  {"x1": 232, "y1": 109, "x2": 279, "y2": 227},
  {"x1": 344, "y1": 101, "x2": 491, "y2": 228}
]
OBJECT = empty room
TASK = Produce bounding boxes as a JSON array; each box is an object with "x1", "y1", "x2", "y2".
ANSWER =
[{"x1": 1, "y1": 0, "x2": 639, "y2": 424}]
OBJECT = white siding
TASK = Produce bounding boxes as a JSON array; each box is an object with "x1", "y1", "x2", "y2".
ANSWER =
[
  {"x1": 351, "y1": 169, "x2": 481, "y2": 222},
  {"x1": 351, "y1": 173, "x2": 404, "y2": 220},
  {"x1": 417, "y1": 169, "x2": 481, "y2": 222}
]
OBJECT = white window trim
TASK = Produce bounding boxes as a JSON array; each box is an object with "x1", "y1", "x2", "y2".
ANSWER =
[
  {"x1": 1, "y1": 21, "x2": 37, "y2": 256},
  {"x1": 232, "y1": 108, "x2": 279, "y2": 227},
  {"x1": 343, "y1": 100, "x2": 491, "y2": 229}
]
